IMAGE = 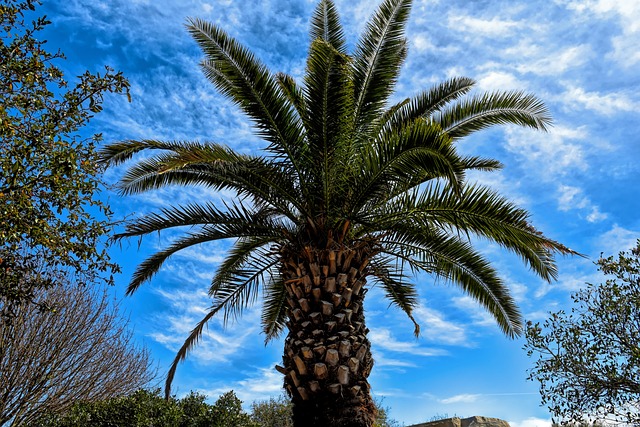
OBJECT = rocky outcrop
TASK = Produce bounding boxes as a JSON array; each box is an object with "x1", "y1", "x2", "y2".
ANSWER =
[{"x1": 408, "y1": 416, "x2": 511, "y2": 427}]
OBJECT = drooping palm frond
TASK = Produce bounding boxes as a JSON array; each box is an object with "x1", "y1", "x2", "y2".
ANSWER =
[
  {"x1": 368, "y1": 256, "x2": 420, "y2": 336},
  {"x1": 117, "y1": 202, "x2": 287, "y2": 294},
  {"x1": 164, "y1": 282, "x2": 248, "y2": 399},
  {"x1": 432, "y1": 91, "x2": 552, "y2": 138},
  {"x1": 366, "y1": 183, "x2": 577, "y2": 282},
  {"x1": 210, "y1": 243, "x2": 281, "y2": 325},
  {"x1": 378, "y1": 227, "x2": 522, "y2": 337},
  {"x1": 262, "y1": 275, "x2": 288, "y2": 342}
]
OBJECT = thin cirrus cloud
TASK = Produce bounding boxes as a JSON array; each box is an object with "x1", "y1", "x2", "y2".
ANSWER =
[
  {"x1": 557, "y1": 185, "x2": 607, "y2": 223},
  {"x1": 369, "y1": 328, "x2": 449, "y2": 357}
]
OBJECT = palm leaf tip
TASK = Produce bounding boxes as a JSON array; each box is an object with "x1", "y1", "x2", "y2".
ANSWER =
[{"x1": 310, "y1": 0, "x2": 346, "y2": 52}]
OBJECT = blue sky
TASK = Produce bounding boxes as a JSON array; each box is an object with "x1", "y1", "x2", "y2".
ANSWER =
[{"x1": 37, "y1": 0, "x2": 639, "y2": 425}]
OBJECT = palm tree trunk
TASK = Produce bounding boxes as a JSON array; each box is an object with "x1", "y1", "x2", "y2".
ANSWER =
[{"x1": 278, "y1": 244, "x2": 377, "y2": 427}]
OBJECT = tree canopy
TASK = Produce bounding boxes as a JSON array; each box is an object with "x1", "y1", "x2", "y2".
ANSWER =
[
  {"x1": 525, "y1": 240, "x2": 640, "y2": 425},
  {"x1": 0, "y1": 0, "x2": 128, "y2": 313},
  {"x1": 35, "y1": 389, "x2": 255, "y2": 427}
]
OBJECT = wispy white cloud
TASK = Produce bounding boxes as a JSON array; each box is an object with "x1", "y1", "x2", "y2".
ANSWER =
[
  {"x1": 369, "y1": 328, "x2": 448, "y2": 357},
  {"x1": 561, "y1": 85, "x2": 639, "y2": 116},
  {"x1": 557, "y1": 185, "x2": 607, "y2": 223},
  {"x1": 476, "y1": 70, "x2": 524, "y2": 92},
  {"x1": 439, "y1": 393, "x2": 480, "y2": 404},
  {"x1": 504, "y1": 125, "x2": 589, "y2": 176},
  {"x1": 448, "y1": 15, "x2": 521, "y2": 37},
  {"x1": 147, "y1": 279, "x2": 261, "y2": 365},
  {"x1": 559, "y1": 0, "x2": 640, "y2": 67},
  {"x1": 413, "y1": 305, "x2": 469, "y2": 346},
  {"x1": 514, "y1": 44, "x2": 591, "y2": 76},
  {"x1": 509, "y1": 417, "x2": 552, "y2": 427},
  {"x1": 597, "y1": 224, "x2": 640, "y2": 255}
]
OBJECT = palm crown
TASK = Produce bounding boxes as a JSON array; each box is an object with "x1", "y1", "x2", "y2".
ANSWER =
[{"x1": 102, "y1": 0, "x2": 575, "y2": 425}]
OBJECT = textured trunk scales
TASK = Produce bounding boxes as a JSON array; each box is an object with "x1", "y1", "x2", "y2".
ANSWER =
[{"x1": 277, "y1": 244, "x2": 377, "y2": 427}]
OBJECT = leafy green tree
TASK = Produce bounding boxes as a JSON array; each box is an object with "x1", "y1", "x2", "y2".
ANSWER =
[
  {"x1": 249, "y1": 395, "x2": 402, "y2": 427},
  {"x1": 101, "y1": 0, "x2": 575, "y2": 425},
  {"x1": 0, "y1": 0, "x2": 128, "y2": 314},
  {"x1": 526, "y1": 241, "x2": 640, "y2": 425},
  {"x1": 250, "y1": 395, "x2": 294, "y2": 427},
  {"x1": 373, "y1": 398, "x2": 403, "y2": 427},
  {"x1": 34, "y1": 389, "x2": 255, "y2": 427}
]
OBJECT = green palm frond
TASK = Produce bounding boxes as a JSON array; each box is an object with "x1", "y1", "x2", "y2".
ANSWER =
[
  {"x1": 310, "y1": 0, "x2": 346, "y2": 53},
  {"x1": 348, "y1": 119, "x2": 462, "y2": 215},
  {"x1": 433, "y1": 91, "x2": 552, "y2": 138},
  {"x1": 303, "y1": 39, "x2": 354, "y2": 214},
  {"x1": 120, "y1": 203, "x2": 287, "y2": 295},
  {"x1": 186, "y1": 19, "x2": 308, "y2": 178},
  {"x1": 164, "y1": 284, "x2": 246, "y2": 399},
  {"x1": 262, "y1": 276, "x2": 288, "y2": 342},
  {"x1": 116, "y1": 202, "x2": 281, "y2": 239},
  {"x1": 99, "y1": 139, "x2": 177, "y2": 166},
  {"x1": 369, "y1": 256, "x2": 420, "y2": 336},
  {"x1": 378, "y1": 76, "x2": 476, "y2": 136},
  {"x1": 210, "y1": 234, "x2": 282, "y2": 296},
  {"x1": 210, "y1": 244, "x2": 280, "y2": 326},
  {"x1": 382, "y1": 183, "x2": 576, "y2": 280},
  {"x1": 352, "y1": 0, "x2": 411, "y2": 131},
  {"x1": 276, "y1": 72, "x2": 306, "y2": 121},
  {"x1": 365, "y1": 154, "x2": 503, "y2": 212},
  {"x1": 164, "y1": 249, "x2": 278, "y2": 398},
  {"x1": 379, "y1": 228, "x2": 522, "y2": 337},
  {"x1": 105, "y1": 141, "x2": 305, "y2": 220}
]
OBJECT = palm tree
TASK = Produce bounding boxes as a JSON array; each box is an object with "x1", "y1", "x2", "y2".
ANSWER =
[{"x1": 101, "y1": 0, "x2": 576, "y2": 426}]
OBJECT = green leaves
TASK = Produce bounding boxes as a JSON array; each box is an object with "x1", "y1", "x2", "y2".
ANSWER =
[
  {"x1": 310, "y1": 0, "x2": 346, "y2": 53},
  {"x1": 433, "y1": 91, "x2": 552, "y2": 138},
  {"x1": 1, "y1": 1, "x2": 128, "y2": 310},
  {"x1": 525, "y1": 241, "x2": 640, "y2": 425},
  {"x1": 352, "y1": 0, "x2": 412, "y2": 132},
  {"x1": 186, "y1": 18, "x2": 306, "y2": 180}
]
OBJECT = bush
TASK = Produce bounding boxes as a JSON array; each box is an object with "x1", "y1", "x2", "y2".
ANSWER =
[{"x1": 34, "y1": 389, "x2": 255, "y2": 427}]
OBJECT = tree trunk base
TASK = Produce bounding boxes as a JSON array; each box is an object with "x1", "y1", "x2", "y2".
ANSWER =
[{"x1": 291, "y1": 393, "x2": 378, "y2": 427}]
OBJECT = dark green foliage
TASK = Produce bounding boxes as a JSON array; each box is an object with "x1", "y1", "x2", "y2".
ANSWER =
[
  {"x1": 250, "y1": 395, "x2": 294, "y2": 427},
  {"x1": 34, "y1": 389, "x2": 255, "y2": 427},
  {"x1": 0, "y1": 0, "x2": 128, "y2": 313},
  {"x1": 525, "y1": 240, "x2": 640, "y2": 425},
  {"x1": 248, "y1": 394, "x2": 403, "y2": 427}
]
